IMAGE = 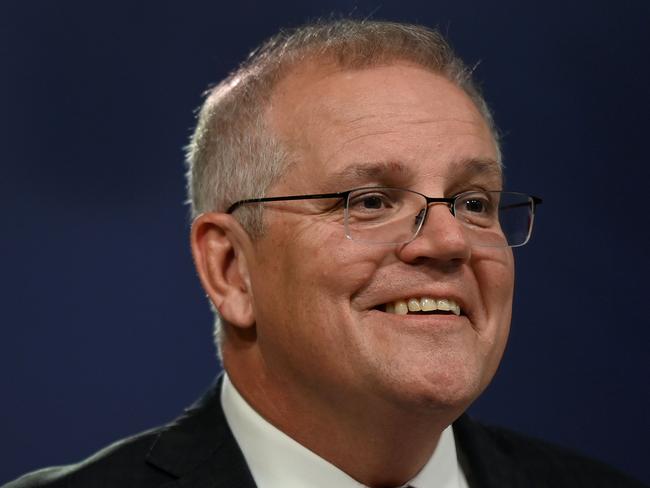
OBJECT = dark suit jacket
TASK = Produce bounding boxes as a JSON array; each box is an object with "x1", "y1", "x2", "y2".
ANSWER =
[{"x1": 3, "y1": 376, "x2": 646, "y2": 488}]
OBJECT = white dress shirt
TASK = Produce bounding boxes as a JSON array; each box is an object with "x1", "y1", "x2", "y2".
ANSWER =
[{"x1": 221, "y1": 373, "x2": 469, "y2": 488}]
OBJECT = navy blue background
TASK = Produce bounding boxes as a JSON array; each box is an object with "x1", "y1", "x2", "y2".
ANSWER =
[{"x1": 1, "y1": 0, "x2": 649, "y2": 484}]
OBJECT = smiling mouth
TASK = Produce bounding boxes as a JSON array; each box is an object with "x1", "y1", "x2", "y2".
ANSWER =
[{"x1": 376, "y1": 297, "x2": 462, "y2": 316}]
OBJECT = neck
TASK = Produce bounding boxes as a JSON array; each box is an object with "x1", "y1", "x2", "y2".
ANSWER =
[{"x1": 223, "y1": 348, "x2": 462, "y2": 487}]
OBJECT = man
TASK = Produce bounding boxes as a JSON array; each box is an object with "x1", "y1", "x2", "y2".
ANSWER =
[{"x1": 4, "y1": 19, "x2": 645, "y2": 488}]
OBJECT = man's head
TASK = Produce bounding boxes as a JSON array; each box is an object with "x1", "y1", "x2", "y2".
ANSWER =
[
  {"x1": 188, "y1": 19, "x2": 514, "y2": 424},
  {"x1": 185, "y1": 18, "x2": 502, "y2": 337}
]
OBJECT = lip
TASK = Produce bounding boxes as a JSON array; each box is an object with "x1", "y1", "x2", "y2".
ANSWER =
[{"x1": 364, "y1": 308, "x2": 471, "y2": 328}]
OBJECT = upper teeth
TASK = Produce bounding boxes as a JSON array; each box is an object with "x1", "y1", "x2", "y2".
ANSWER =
[{"x1": 385, "y1": 298, "x2": 461, "y2": 316}]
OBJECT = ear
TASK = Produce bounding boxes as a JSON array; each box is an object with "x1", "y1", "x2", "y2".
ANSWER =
[{"x1": 190, "y1": 213, "x2": 255, "y2": 329}]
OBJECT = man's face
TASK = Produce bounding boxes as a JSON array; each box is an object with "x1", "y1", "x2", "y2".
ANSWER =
[{"x1": 242, "y1": 61, "x2": 514, "y2": 415}]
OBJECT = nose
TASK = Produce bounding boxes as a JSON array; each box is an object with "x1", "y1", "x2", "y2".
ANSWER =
[{"x1": 397, "y1": 203, "x2": 471, "y2": 265}]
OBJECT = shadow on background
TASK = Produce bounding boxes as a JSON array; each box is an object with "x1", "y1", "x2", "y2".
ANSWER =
[{"x1": 1, "y1": 0, "x2": 648, "y2": 484}]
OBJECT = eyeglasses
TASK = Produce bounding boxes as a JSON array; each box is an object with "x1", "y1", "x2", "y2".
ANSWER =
[{"x1": 227, "y1": 187, "x2": 542, "y2": 247}]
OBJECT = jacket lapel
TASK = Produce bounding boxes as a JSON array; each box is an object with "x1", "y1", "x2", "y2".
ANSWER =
[
  {"x1": 453, "y1": 414, "x2": 525, "y2": 488},
  {"x1": 146, "y1": 374, "x2": 257, "y2": 488}
]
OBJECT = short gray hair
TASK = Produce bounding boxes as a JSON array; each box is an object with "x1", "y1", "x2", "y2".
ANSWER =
[{"x1": 184, "y1": 19, "x2": 500, "y2": 350}]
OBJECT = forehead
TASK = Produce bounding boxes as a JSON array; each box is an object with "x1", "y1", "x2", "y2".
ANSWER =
[{"x1": 266, "y1": 60, "x2": 501, "y2": 192}]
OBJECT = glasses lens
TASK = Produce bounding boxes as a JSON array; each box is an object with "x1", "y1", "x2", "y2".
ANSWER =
[
  {"x1": 344, "y1": 188, "x2": 426, "y2": 244},
  {"x1": 455, "y1": 191, "x2": 534, "y2": 247},
  {"x1": 344, "y1": 188, "x2": 535, "y2": 247},
  {"x1": 497, "y1": 192, "x2": 535, "y2": 247}
]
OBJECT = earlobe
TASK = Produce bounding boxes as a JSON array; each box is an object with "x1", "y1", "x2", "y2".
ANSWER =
[{"x1": 190, "y1": 213, "x2": 256, "y2": 328}]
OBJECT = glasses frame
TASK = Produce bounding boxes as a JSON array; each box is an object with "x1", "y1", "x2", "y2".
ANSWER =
[{"x1": 227, "y1": 187, "x2": 543, "y2": 247}]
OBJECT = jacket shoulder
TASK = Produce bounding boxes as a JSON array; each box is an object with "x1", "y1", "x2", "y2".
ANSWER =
[
  {"x1": 454, "y1": 415, "x2": 647, "y2": 488},
  {"x1": 3, "y1": 377, "x2": 255, "y2": 488},
  {"x1": 2, "y1": 427, "x2": 172, "y2": 488}
]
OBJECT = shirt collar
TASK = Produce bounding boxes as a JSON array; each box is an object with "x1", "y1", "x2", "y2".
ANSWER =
[{"x1": 221, "y1": 372, "x2": 467, "y2": 488}]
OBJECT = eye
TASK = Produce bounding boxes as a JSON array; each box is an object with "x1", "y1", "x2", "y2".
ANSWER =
[
  {"x1": 463, "y1": 197, "x2": 489, "y2": 213},
  {"x1": 346, "y1": 188, "x2": 403, "y2": 222},
  {"x1": 455, "y1": 191, "x2": 500, "y2": 228},
  {"x1": 349, "y1": 191, "x2": 396, "y2": 211},
  {"x1": 455, "y1": 190, "x2": 497, "y2": 214},
  {"x1": 358, "y1": 195, "x2": 387, "y2": 210}
]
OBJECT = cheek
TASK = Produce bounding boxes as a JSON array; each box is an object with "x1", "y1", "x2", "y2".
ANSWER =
[
  {"x1": 252, "y1": 221, "x2": 384, "y2": 325},
  {"x1": 249, "y1": 227, "x2": 388, "y2": 382},
  {"x1": 472, "y1": 248, "x2": 514, "y2": 366},
  {"x1": 470, "y1": 249, "x2": 514, "y2": 358},
  {"x1": 281, "y1": 220, "x2": 383, "y2": 288},
  {"x1": 474, "y1": 248, "x2": 515, "y2": 313}
]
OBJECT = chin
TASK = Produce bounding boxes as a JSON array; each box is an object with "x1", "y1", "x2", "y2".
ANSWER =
[{"x1": 382, "y1": 353, "x2": 492, "y2": 414}]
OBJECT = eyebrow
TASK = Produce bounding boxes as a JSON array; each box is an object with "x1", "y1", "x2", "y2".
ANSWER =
[
  {"x1": 327, "y1": 157, "x2": 503, "y2": 188},
  {"x1": 329, "y1": 161, "x2": 412, "y2": 185},
  {"x1": 454, "y1": 157, "x2": 503, "y2": 183}
]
